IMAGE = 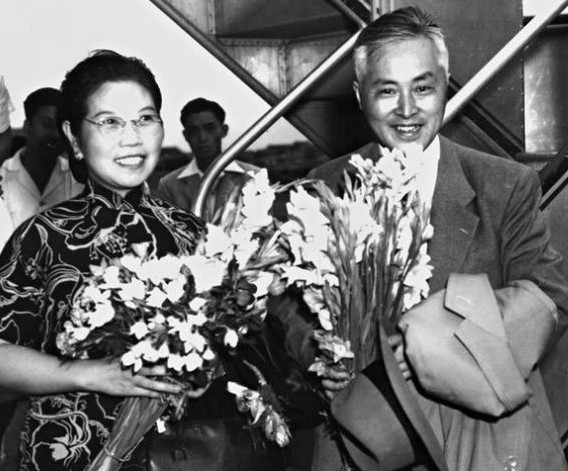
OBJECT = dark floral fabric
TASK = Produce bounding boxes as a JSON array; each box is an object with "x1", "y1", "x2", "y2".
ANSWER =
[{"x1": 0, "y1": 180, "x2": 203, "y2": 471}]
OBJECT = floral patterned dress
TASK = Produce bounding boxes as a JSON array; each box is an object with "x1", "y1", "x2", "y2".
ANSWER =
[{"x1": 0, "y1": 181, "x2": 203, "y2": 471}]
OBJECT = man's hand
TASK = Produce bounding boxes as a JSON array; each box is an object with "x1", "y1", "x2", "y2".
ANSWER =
[
  {"x1": 320, "y1": 366, "x2": 352, "y2": 401},
  {"x1": 388, "y1": 333, "x2": 411, "y2": 380}
]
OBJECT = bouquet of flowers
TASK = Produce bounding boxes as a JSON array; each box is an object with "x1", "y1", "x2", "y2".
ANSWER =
[
  {"x1": 279, "y1": 144, "x2": 434, "y2": 380},
  {"x1": 56, "y1": 169, "x2": 293, "y2": 470}
]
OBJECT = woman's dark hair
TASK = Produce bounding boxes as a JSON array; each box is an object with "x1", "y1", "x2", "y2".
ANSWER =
[{"x1": 59, "y1": 49, "x2": 162, "y2": 183}]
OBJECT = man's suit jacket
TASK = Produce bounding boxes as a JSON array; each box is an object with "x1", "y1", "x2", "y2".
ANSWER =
[
  {"x1": 308, "y1": 136, "x2": 568, "y2": 470},
  {"x1": 156, "y1": 160, "x2": 260, "y2": 216}
]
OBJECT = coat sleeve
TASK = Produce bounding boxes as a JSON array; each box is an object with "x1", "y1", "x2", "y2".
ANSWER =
[
  {"x1": 399, "y1": 273, "x2": 556, "y2": 417},
  {"x1": 499, "y1": 168, "x2": 568, "y2": 340}
]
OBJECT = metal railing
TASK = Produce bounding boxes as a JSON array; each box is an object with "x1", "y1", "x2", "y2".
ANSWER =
[
  {"x1": 192, "y1": 0, "x2": 568, "y2": 217},
  {"x1": 192, "y1": 30, "x2": 360, "y2": 216},
  {"x1": 443, "y1": 0, "x2": 568, "y2": 124}
]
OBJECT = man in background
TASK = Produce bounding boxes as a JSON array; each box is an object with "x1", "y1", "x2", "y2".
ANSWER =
[
  {"x1": 0, "y1": 87, "x2": 83, "y2": 228},
  {"x1": 156, "y1": 97, "x2": 258, "y2": 218},
  {"x1": 0, "y1": 76, "x2": 14, "y2": 163}
]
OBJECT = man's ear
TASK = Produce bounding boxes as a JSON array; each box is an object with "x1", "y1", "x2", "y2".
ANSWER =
[
  {"x1": 353, "y1": 80, "x2": 362, "y2": 110},
  {"x1": 23, "y1": 119, "x2": 29, "y2": 137},
  {"x1": 182, "y1": 128, "x2": 190, "y2": 145},
  {"x1": 221, "y1": 124, "x2": 229, "y2": 138}
]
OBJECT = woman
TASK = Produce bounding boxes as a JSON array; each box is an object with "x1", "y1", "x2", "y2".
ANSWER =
[{"x1": 0, "y1": 50, "x2": 203, "y2": 470}]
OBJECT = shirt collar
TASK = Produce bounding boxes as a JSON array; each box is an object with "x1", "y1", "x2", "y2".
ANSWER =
[
  {"x1": 177, "y1": 158, "x2": 247, "y2": 179},
  {"x1": 86, "y1": 179, "x2": 147, "y2": 208},
  {"x1": 415, "y1": 136, "x2": 441, "y2": 211},
  {"x1": 8, "y1": 148, "x2": 70, "y2": 173}
]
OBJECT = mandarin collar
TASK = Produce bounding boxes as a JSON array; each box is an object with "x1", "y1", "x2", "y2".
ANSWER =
[{"x1": 86, "y1": 180, "x2": 147, "y2": 208}]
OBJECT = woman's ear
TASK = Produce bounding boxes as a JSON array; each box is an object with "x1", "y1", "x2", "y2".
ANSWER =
[{"x1": 62, "y1": 121, "x2": 83, "y2": 160}]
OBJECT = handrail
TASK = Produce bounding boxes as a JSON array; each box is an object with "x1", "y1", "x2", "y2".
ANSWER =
[
  {"x1": 443, "y1": 0, "x2": 568, "y2": 125},
  {"x1": 326, "y1": 0, "x2": 366, "y2": 27},
  {"x1": 190, "y1": 0, "x2": 568, "y2": 218},
  {"x1": 192, "y1": 30, "x2": 361, "y2": 217},
  {"x1": 539, "y1": 143, "x2": 568, "y2": 209}
]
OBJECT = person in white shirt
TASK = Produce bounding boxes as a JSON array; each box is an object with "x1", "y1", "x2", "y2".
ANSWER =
[
  {"x1": 0, "y1": 87, "x2": 84, "y2": 228},
  {"x1": 0, "y1": 75, "x2": 15, "y2": 249},
  {"x1": 0, "y1": 75, "x2": 14, "y2": 164},
  {"x1": 156, "y1": 98, "x2": 258, "y2": 218}
]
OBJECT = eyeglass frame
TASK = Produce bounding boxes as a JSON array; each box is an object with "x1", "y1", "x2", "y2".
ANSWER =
[{"x1": 83, "y1": 114, "x2": 163, "y2": 137}]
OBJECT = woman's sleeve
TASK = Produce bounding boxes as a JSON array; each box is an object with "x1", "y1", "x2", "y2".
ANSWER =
[{"x1": 0, "y1": 222, "x2": 49, "y2": 348}]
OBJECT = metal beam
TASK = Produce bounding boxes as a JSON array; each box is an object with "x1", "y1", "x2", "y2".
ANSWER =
[
  {"x1": 443, "y1": 0, "x2": 568, "y2": 125},
  {"x1": 193, "y1": 30, "x2": 361, "y2": 217}
]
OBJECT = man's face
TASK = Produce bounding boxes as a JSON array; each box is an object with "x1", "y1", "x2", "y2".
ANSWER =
[
  {"x1": 182, "y1": 110, "x2": 228, "y2": 171},
  {"x1": 354, "y1": 37, "x2": 447, "y2": 153},
  {"x1": 25, "y1": 105, "x2": 64, "y2": 159}
]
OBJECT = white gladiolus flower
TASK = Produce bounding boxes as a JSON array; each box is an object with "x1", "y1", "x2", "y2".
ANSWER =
[
  {"x1": 252, "y1": 271, "x2": 274, "y2": 298},
  {"x1": 71, "y1": 326, "x2": 90, "y2": 342},
  {"x1": 423, "y1": 222, "x2": 434, "y2": 240},
  {"x1": 141, "y1": 344, "x2": 161, "y2": 363},
  {"x1": 81, "y1": 285, "x2": 110, "y2": 304},
  {"x1": 88, "y1": 301, "x2": 115, "y2": 328},
  {"x1": 189, "y1": 312, "x2": 208, "y2": 327},
  {"x1": 167, "y1": 353, "x2": 185, "y2": 372},
  {"x1": 317, "y1": 308, "x2": 333, "y2": 332},
  {"x1": 231, "y1": 229, "x2": 260, "y2": 267},
  {"x1": 184, "y1": 255, "x2": 226, "y2": 293},
  {"x1": 203, "y1": 223, "x2": 234, "y2": 261},
  {"x1": 240, "y1": 170, "x2": 275, "y2": 231},
  {"x1": 281, "y1": 266, "x2": 322, "y2": 286},
  {"x1": 146, "y1": 287, "x2": 167, "y2": 308},
  {"x1": 130, "y1": 320, "x2": 149, "y2": 340},
  {"x1": 224, "y1": 329, "x2": 239, "y2": 348},
  {"x1": 139, "y1": 255, "x2": 185, "y2": 284},
  {"x1": 118, "y1": 278, "x2": 146, "y2": 302},
  {"x1": 184, "y1": 351, "x2": 204, "y2": 372},
  {"x1": 202, "y1": 348, "x2": 215, "y2": 361},
  {"x1": 156, "y1": 342, "x2": 170, "y2": 358},
  {"x1": 119, "y1": 253, "x2": 143, "y2": 275},
  {"x1": 182, "y1": 332, "x2": 207, "y2": 353},
  {"x1": 100, "y1": 265, "x2": 121, "y2": 289},
  {"x1": 164, "y1": 275, "x2": 186, "y2": 303},
  {"x1": 122, "y1": 341, "x2": 156, "y2": 371},
  {"x1": 188, "y1": 297, "x2": 208, "y2": 313}
]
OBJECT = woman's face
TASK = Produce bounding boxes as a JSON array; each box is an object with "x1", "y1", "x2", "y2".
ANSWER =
[{"x1": 67, "y1": 80, "x2": 164, "y2": 196}]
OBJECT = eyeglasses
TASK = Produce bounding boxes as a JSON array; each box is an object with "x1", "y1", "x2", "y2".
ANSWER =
[{"x1": 83, "y1": 114, "x2": 163, "y2": 137}]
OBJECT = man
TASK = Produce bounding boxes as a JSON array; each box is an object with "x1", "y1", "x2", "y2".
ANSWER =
[
  {"x1": 0, "y1": 75, "x2": 13, "y2": 164},
  {"x1": 0, "y1": 75, "x2": 14, "y2": 249},
  {"x1": 0, "y1": 87, "x2": 83, "y2": 228},
  {"x1": 156, "y1": 98, "x2": 258, "y2": 218},
  {"x1": 309, "y1": 7, "x2": 568, "y2": 471}
]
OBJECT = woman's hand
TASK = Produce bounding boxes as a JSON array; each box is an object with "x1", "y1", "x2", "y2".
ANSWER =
[
  {"x1": 77, "y1": 359, "x2": 183, "y2": 398},
  {"x1": 388, "y1": 334, "x2": 411, "y2": 380}
]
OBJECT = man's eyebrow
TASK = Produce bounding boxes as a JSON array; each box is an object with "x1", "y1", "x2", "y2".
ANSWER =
[
  {"x1": 369, "y1": 78, "x2": 397, "y2": 87},
  {"x1": 413, "y1": 72, "x2": 436, "y2": 82}
]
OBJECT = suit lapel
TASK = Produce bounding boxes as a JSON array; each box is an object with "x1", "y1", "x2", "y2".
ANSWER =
[{"x1": 428, "y1": 138, "x2": 478, "y2": 293}]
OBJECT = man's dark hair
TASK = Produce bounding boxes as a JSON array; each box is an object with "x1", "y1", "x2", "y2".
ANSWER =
[
  {"x1": 180, "y1": 98, "x2": 226, "y2": 127},
  {"x1": 24, "y1": 87, "x2": 61, "y2": 121},
  {"x1": 353, "y1": 6, "x2": 449, "y2": 81}
]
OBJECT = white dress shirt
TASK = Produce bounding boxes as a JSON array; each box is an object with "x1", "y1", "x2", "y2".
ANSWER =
[{"x1": 0, "y1": 148, "x2": 84, "y2": 228}]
